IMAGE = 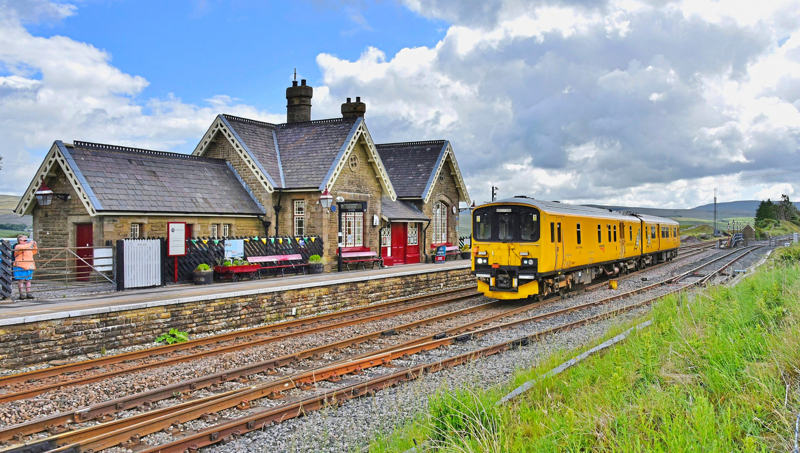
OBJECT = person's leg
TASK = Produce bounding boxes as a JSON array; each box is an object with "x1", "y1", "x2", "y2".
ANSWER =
[{"x1": 25, "y1": 280, "x2": 32, "y2": 298}]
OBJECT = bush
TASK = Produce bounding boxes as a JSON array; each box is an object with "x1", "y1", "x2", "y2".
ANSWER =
[
  {"x1": 223, "y1": 259, "x2": 232, "y2": 267},
  {"x1": 775, "y1": 246, "x2": 800, "y2": 264},
  {"x1": 308, "y1": 254, "x2": 322, "y2": 263},
  {"x1": 195, "y1": 263, "x2": 211, "y2": 272},
  {"x1": 155, "y1": 328, "x2": 189, "y2": 345}
]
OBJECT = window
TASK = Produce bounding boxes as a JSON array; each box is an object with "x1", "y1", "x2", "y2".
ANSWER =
[
  {"x1": 629, "y1": 226, "x2": 632, "y2": 241},
  {"x1": 598, "y1": 224, "x2": 602, "y2": 243},
  {"x1": 674, "y1": 227, "x2": 677, "y2": 237},
  {"x1": 577, "y1": 224, "x2": 582, "y2": 245},
  {"x1": 651, "y1": 226, "x2": 656, "y2": 239},
  {"x1": 408, "y1": 225, "x2": 419, "y2": 245},
  {"x1": 222, "y1": 224, "x2": 230, "y2": 238},
  {"x1": 211, "y1": 224, "x2": 219, "y2": 238},
  {"x1": 381, "y1": 227, "x2": 391, "y2": 247},
  {"x1": 613, "y1": 225, "x2": 617, "y2": 242},
  {"x1": 557, "y1": 223, "x2": 562, "y2": 242},
  {"x1": 130, "y1": 223, "x2": 141, "y2": 239},
  {"x1": 474, "y1": 211, "x2": 492, "y2": 241},
  {"x1": 294, "y1": 200, "x2": 305, "y2": 237},
  {"x1": 519, "y1": 210, "x2": 539, "y2": 242},
  {"x1": 551, "y1": 223, "x2": 555, "y2": 243},
  {"x1": 343, "y1": 211, "x2": 364, "y2": 247},
  {"x1": 433, "y1": 202, "x2": 448, "y2": 243},
  {"x1": 498, "y1": 213, "x2": 513, "y2": 241},
  {"x1": 607, "y1": 225, "x2": 612, "y2": 243}
]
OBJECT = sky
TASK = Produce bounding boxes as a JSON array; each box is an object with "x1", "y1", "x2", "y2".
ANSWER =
[{"x1": 1, "y1": 0, "x2": 799, "y2": 209}]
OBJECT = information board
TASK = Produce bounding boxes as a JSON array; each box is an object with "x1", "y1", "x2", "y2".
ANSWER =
[
  {"x1": 224, "y1": 239, "x2": 245, "y2": 260},
  {"x1": 339, "y1": 201, "x2": 366, "y2": 212},
  {"x1": 167, "y1": 222, "x2": 186, "y2": 256},
  {"x1": 435, "y1": 245, "x2": 447, "y2": 263}
]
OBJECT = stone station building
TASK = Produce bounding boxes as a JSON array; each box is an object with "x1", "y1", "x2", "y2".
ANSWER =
[{"x1": 15, "y1": 80, "x2": 470, "y2": 272}]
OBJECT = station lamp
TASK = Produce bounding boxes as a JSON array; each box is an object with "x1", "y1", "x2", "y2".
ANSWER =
[
  {"x1": 319, "y1": 187, "x2": 333, "y2": 211},
  {"x1": 35, "y1": 183, "x2": 70, "y2": 206}
]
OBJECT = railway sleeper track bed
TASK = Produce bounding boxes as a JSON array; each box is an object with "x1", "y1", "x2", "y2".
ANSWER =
[{"x1": 0, "y1": 246, "x2": 761, "y2": 453}]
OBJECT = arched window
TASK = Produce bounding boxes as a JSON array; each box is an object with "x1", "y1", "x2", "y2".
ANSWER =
[{"x1": 433, "y1": 201, "x2": 448, "y2": 243}]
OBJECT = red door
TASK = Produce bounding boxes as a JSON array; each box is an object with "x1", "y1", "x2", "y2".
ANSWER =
[
  {"x1": 391, "y1": 223, "x2": 407, "y2": 266},
  {"x1": 405, "y1": 223, "x2": 420, "y2": 264},
  {"x1": 75, "y1": 223, "x2": 93, "y2": 281},
  {"x1": 185, "y1": 224, "x2": 193, "y2": 240}
]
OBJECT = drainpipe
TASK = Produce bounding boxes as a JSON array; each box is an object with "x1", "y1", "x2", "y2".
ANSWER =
[
  {"x1": 258, "y1": 216, "x2": 271, "y2": 237},
  {"x1": 273, "y1": 190, "x2": 283, "y2": 237},
  {"x1": 421, "y1": 219, "x2": 431, "y2": 263}
]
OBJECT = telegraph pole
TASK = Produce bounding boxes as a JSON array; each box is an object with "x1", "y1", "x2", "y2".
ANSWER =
[
  {"x1": 713, "y1": 188, "x2": 717, "y2": 236},
  {"x1": 491, "y1": 186, "x2": 498, "y2": 202}
]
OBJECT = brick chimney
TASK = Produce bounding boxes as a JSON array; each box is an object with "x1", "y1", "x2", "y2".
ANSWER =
[
  {"x1": 286, "y1": 79, "x2": 313, "y2": 123},
  {"x1": 341, "y1": 96, "x2": 366, "y2": 118}
]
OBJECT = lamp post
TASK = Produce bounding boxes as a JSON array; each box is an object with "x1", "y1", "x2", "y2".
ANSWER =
[{"x1": 319, "y1": 187, "x2": 333, "y2": 211}]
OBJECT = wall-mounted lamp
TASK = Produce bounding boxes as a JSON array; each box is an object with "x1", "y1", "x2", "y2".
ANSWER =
[
  {"x1": 320, "y1": 187, "x2": 333, "y2": 211},
  {"x1": 35, "y1": 183, "x2": 70, "y2": 206}
]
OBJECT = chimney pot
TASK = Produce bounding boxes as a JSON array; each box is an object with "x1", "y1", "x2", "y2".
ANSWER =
[
  {"x1": 292, "y1": 80, "x2": 298, "y2": 87},
  {"x1": 347, "y1": 97, "x2": 351, "y2": 103},
  {"x1": 341, "y1": 96, "x2": 366, "y2": 119},
  {"x1": 301, "y1": 79, "x2": 306, "y2": 86},
  {"x1": 356, "y1": 96, "x2": 361, "y2": 102}
]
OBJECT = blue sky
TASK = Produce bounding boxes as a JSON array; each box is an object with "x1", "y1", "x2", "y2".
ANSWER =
[
  {"x1": 2, "y1": 0, "x2": 800, "y2": 208},
  {"x1": 24, "y1": 0, "x2": 447, "y2": 114}
]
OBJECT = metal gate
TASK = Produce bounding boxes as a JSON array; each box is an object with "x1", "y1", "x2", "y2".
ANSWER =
[
  {"x1": 0, "y1": 240, "x2": 11, "y2": 300},
  {"x1": 120, "y1": 239, "x2": 163, "y2": 289}
]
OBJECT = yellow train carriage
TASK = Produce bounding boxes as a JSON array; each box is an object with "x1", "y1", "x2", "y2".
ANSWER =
[{"x1": 472, "y1": 197, "x2": 680, "y2": 300}]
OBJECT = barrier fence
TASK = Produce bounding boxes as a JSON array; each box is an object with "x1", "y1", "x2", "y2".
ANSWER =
[{"x1": 0, "y1": 240, "x2": 11, "y2": 300}]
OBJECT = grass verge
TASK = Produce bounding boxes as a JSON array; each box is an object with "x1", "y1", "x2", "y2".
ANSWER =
[{"x1": 371, "y1": 248, "x2": 800, "y2": 452}]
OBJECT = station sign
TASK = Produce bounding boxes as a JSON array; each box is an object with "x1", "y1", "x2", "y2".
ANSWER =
[{"x1": 339, "y1": 201, "x2": 366, "y2": 212}]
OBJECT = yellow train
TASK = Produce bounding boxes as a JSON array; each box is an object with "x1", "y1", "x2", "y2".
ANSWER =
[{"x1": 471, "y1": 197, "x2": 680, "y2": 300}]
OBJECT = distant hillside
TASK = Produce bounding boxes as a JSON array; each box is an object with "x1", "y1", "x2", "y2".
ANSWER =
[{"x1": 0, "y1": 195, "x2": 30, "y2": 226}]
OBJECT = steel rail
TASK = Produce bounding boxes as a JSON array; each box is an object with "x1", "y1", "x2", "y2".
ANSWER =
[
  {"x1": 9, "y1": 247, "x2": 750, "y2": 453},
  {"x1": 120, "y1": 245, "x2": 758, "y2": 453},
  {"x1": 0, "y1": 287, "x2": 477, "y2": 391}
]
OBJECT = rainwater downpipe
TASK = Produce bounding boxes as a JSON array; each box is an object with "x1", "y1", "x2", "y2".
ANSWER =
[
  {"x1": 422, "y1": 219, "x2": 431, "y2": 263},
  {"x1": 273, "y1": 189, "x2": 283, "y2": 237}
]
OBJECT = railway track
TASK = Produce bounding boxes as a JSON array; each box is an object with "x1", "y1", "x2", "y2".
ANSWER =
[{"x1": 0, "y1": 245, "x2": 757, "y2": 453}]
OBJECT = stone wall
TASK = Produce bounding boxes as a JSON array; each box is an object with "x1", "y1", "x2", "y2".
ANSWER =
[
  {"x1": 420, "y1": 154, "x2": 462, "y2": 252},
  {"x1": 0, "y1": 267, "x2": 474, "y2": 368}
]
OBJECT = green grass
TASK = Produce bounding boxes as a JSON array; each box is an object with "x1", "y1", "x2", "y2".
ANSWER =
[
  {"x1": 0, "y1": 229, "x2": 26, "y2": 238},
  {"x1": 371, "y1": 248, "x2": 800, "y2": 452}
]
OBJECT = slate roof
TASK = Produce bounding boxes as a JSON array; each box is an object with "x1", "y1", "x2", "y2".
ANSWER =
[
  {"x1": 381, "y1": 196, "x2": 429, "y2": 221},
  {"x1": 375, "y1": 141, "x2": 448, "y2": 198},
  {"x1": 221, "y1": 115, "x2": 360, "y2": 189},
  {"x1": 63, "y1": 141, "x2": 265, "y2": 215}
]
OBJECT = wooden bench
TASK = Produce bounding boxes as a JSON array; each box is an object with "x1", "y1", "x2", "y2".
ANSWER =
[
  {"x1": 431, "y1": 243, "x2": 461, "y2": 260},
  {"x1": 249, "y1": 254, "x2": 308, "y2": 277},
  {"x1": 338, "y1": 247, "x2": 384, "y2": 270}
]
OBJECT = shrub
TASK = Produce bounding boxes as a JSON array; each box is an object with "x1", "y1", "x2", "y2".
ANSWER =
[
  {"x1": 775, "y1": 246, "x2": 800, "y2": 264},
  {"x1": 155, "y1": 328, "x2": 189, "y2": 345},
  {"x1": 308, "y1": 254, "x2": 322, "y2": 263},
  {"x1": 223, "y1": 259, "x2": 232, "y2": 267},
  {"x1": 195, "y1": 263, "x2": 211, "y2": 272}
]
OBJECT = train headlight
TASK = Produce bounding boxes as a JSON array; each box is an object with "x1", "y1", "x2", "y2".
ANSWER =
[{"x1": 475, "y1": 257, "x2": 488, "y2": 265}]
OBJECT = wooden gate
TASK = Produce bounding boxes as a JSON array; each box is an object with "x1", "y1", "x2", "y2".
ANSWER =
[
  {"x1": 120, "y1": 239, "x2": 164, "y2": 290},
  {"x1": 0, "y1": 240, "x2": 11, "y2": 300}
]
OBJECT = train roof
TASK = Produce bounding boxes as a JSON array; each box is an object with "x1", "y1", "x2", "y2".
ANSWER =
[{"x1": 482, "y1": 197, "x2": 679, "y2": 225}]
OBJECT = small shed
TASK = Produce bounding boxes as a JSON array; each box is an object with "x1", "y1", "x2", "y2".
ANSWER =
[{"x1": 742, "y1": 224, "x2": 755, "y2": 241}]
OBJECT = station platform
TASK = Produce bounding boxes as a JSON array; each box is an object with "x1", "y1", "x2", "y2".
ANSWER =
[{"x1": 0, "y1": 261, "x2": 471, "y2": 326}]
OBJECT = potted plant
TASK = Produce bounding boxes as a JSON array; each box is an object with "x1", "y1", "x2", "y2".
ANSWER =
[
  {"x1": 460, "y1": 243, "x2": 471, "y2": 260},
  {"x1": 308, "y1": 254, "x2": 323, "y2": 274},
  {"x1": 193, "y1": 263, "x2": 214, "y2": 285}
]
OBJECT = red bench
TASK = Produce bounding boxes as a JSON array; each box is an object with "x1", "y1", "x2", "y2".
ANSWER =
[
  {"x1": 338, "y1": 246, "x2": 384, "y2": 270},
  {"x1": 431, "y1": 243, "x2": 461, "y2": 260},
  {"x1": 249, "y1": 254, "x2": 308, "y2": 277}
]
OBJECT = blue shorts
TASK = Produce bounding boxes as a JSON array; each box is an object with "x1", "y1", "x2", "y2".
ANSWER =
[{"x1": 13, "y1": 267, "x2": 33, "y2": 281}]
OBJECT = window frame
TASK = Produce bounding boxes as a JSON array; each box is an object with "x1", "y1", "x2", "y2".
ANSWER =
[
  {"x1": 598, "y1": 224, "x2": 602, "y2": 243},
  {"x1": 576, "y1": 223, "x2": 582, "y2": 245},
  {"x1": 607, "y1": 224, "x2": 612, "y2": 243},
  {"x1": 294, "y1": 200, "x2": 305, "y2": 237},
  {"x1": 130, "y1": 223, "x2": 141, "y2": 239},
  {"x1": 433, "y1": 201, "x2": 448, "y2": 244},
  {"x1": 222, "y1": 223, "x2": 230, "y2": 238},
  {"x1": 408, "y1": 224, "x2": 419, "y2": 246},
  {"x1": 550, "y1": 222, "x2": 555, "y2": 243},
  {"x1": 211, "y1": 224, "x2": 219, "y2": 238},
  {"x1": 613, "y1": 225, "x2": 617, "y2": 242}
]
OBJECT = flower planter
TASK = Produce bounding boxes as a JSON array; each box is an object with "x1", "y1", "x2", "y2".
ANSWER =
[
  {"x1": 214, "y1": 265, "x2": 262, "y2": 282},
  {"x1": 193, "y1": 270, "x2": 214, "y2": 285},
  {"x1": 308, "y1": 263, "x2": 324, "y2": 274},
  {"x1": 461, "y1": 251, "x2": 471, "y2": 260}
]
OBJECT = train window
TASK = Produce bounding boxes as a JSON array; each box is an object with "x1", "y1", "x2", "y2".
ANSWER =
[
  {"x1": 674, "y1": 227, "x2": 677, "y2": 237},
  {"x1": 577, "y1": 224, "x2": 582, "y2": 245},
  {"x1": 598, "y1": 225, "x2": 602, "y2": 243},
  {"x1": 651, "y1": 226, "x2": 656, "y2": 239},
  {"x1": 613, "y1": 225, "x2": 617, "y2": 242},
  {"x1": 474, "y1": 211, "x2": 492, "y2": 241},
  {"x1": 550, "y1": 223, "x2": 555, "y2": 243},
  {"x1": 607, "y1": 225, "x2": 612, "y2": 243},
  {"x1": 557, "y1": 223, "x2": 562, "y2": 242},
  {"x1": 629, "y1": 226, "x2": 632, "y2": 241},
  {"x1": 498, "y1": 213, "x2": 513, "y2": 241},
  {"x1": 519, "y1": 210, "x2": 540, "y2": 242}
]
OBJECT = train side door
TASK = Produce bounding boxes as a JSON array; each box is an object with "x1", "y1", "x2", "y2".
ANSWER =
[
  {"x1": 656, "y1": 224, "x2": 661, "y2": 251},
  {"x1": 553, "y1": 218, "x2": 563, "y2": 270},
  {"x1": 619, "y1": 221, "x2": 626, "y2": 259}
]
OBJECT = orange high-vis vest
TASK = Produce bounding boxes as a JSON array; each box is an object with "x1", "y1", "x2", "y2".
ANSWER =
[{"x1": 13, "y1": 242, "x2": 37, "y2": 270}]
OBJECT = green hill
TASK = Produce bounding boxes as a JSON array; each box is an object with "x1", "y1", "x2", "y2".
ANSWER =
[{"x1": 0, "y1": 195, "x2": 30, "y2": 232}]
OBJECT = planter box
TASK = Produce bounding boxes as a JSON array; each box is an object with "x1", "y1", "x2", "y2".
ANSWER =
[
  {"x1": 193, "y1": 270, "x2": 214, "y2": 285},
  {"x1": 461, "y1": 251, "x2": 471, "y2": 260},
  {"x1": 214, "y1": 265, "x2": 261, "y2": 273},
  {"x1": 308, "y1": 263, "x2": 324, "y2": 274}
]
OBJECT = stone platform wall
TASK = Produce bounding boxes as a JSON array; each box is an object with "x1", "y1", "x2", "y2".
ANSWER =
[{"x1": 0, "y1": 268, "x2": 474, "y2": 368}]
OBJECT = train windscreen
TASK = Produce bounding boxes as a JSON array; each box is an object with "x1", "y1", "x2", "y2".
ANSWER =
[{"x1": 472, "y1": 206, "x2": 540, "y2": 242}]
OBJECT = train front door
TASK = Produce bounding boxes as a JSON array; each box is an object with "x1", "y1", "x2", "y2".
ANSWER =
[
  {"x1": 391, "y1": 223, "x2": 407, "y2": 266},
  {"x1": 619, "y1": 222, "x2": 626, "y2": 259},
  {"x1": 75, "y1": 223, "x2": 93, "y2": 282}
]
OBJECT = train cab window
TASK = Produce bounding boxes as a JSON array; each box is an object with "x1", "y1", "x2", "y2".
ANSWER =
[
  {"x1": 520, "y1": 210, "x2": 540, "y2": 242},
  {"x1": 598, "y1": 225, "x2": 602, "y2": 243},
  {"x1": 613, "y1": 225, "x2": 617, "y2": 242},
  {"x1": 607, "y1": 225, "x2": 612, "y2": 243},
  {"x1": 550, "y1": 223, "x2": 555, "y2": 243},
  {"x1": 498, "y1": 212, "x2": 513, "y2": 241},
  {"x1": 577, "y1": 224, "x2": 582, "y2": 245},
  {"x1": 474, "y1": 211, "x2": 492, "y2": 241}
]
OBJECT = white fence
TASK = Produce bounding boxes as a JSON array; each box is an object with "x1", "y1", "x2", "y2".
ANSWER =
[{"x1": 123, "y1": 239, "x2": 162, "y2": 289}]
